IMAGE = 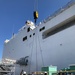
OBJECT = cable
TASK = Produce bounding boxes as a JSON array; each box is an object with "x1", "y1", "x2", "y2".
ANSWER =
[
  {"x1": 29, "y1": 36, "x2": 35, "y2": 73},
  {"x1": 33, "y1": 0, "x2": 39, "y2": 24},
  {"x1": 35, "y1": 28, "x2": 38, "y2": 72},
  {"x1": 37, "y1": 33, "x2": 44, "y2": 67},
  {"x1": 34, "y1": 0, "x2": 38, "y2": 11},
  {"x1": 35, "y1": 28, "x2": 45, "y2": 72}
]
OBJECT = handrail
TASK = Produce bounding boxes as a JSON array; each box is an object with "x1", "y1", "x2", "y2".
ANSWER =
[{"x1": 41, "y1": 0, "x2": 75, "y2": 24}]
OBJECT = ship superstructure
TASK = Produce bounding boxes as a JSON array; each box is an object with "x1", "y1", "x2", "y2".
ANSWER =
[{"x1": 1, "y1": 0, "x2": 75, "y2": 75}]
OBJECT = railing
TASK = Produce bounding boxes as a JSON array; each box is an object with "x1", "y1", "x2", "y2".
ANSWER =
[{"x1": 40, "y1": 0, "x2": 75, "y2": 24}]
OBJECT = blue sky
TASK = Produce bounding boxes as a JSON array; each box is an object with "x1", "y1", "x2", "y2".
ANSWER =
[{"x1": 0, "y1": 0, "x2": 71, "y2": 60}]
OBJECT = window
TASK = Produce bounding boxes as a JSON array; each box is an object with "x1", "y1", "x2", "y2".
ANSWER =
[
  {"x1": 30, "y1": 35, "x2": 32, "y2": 37},
  {"x1": 42, "y1": 20, "x2": 75, "y2": 39},
  {"x1": 27, "y1": 27, "x2": 30, "y2": 32},
  {"x1": 39, "y1": 26, "x2": 45, "y2": 32},
  {"x1": 23, "y1": 36, "x2": 27, "y2": 41},
  {"x1": 33, "y1": 33, "x2": 35, "y2": 35}
]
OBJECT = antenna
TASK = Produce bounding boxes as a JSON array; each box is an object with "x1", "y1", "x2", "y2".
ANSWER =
[{"x1": 12, "y1": 24, "x2": 15, "y2": 37}]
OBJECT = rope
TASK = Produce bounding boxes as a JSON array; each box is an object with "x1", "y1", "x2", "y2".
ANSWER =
[
  {"x1": 35, "y1": 28, "x2": 38, "y2": 71},
  {"x1": 29, "y1": 36, "x2": 34, "y2": 73},
  {"x1": 35, "y1": 28, "x2": 45, "y2": 72},
  {"x1": 34, "y1": 0, "x2": 38, "y2": 11},
  {"x1": 37, "y1": 33, "x2": 44, "y2": 67},
  {"x1": 36, "y1": 0, "x2": 38, "y2": 11},
  {"x1": 33, "y1": 0, "x2": 39, "y2": 24}
]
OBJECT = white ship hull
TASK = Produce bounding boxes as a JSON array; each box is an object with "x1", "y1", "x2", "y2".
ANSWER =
[{"x1": 2, "y1": 1, "x2": 75, "y2": 75}]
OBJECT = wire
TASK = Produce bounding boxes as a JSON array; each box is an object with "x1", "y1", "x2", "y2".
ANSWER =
[
  {"x1": 34, "y1": 0, "x2": 38, "y2": 11},
  {"x1": 29, "y1": 36, "x2": 35, "y2": 73},
  {"x1": 35, "y1": 28, "x2": 45, "y2": 72},
  {"x1": 36, "y1": 0, "x2": 38, "y2": 11},
  {"x1": 33, "y1": 0, "x2": 39, "y2": 24},
  {"x1": 37, "y1": 33, "x2": 44, "y2": 67},
  {"x1": 35, "y1": 28, "x2": 38, "y2": 72}
]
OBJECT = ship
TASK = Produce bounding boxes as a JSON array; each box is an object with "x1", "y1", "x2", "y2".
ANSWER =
[{"x1": 0, "y1": 0, "x2": 75, "y2": 75}]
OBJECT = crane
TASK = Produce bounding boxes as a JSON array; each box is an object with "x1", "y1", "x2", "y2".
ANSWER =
[{"x1": 33, "y1": 0, "x2": 39, "y2": 24}]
